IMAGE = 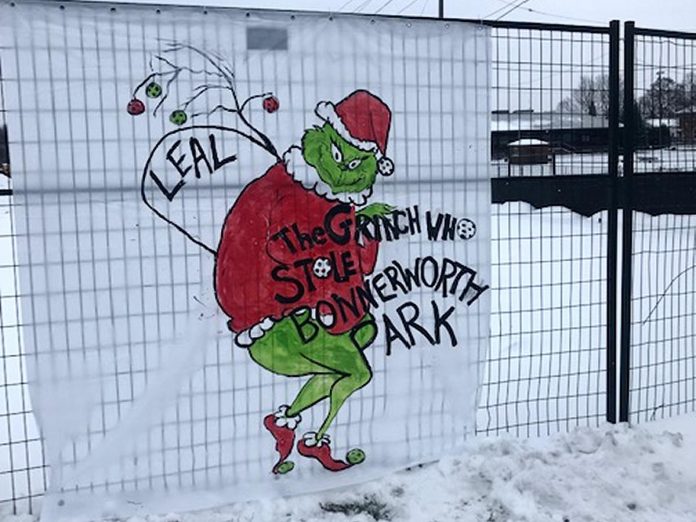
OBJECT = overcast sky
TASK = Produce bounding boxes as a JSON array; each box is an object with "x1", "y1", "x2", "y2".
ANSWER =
[{"x1": 82, "y1": 0, "x2": 696, "y2": 32}]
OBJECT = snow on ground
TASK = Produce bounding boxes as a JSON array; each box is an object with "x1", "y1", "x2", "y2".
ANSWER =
[{"x1": 4, "y1": 414, "x2": 696, "y2": 522}]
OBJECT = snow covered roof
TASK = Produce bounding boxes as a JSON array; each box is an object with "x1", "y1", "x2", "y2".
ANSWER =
[
  {"x1": 508, "y1": 138, "x2": 550, "y2": 146},
  {"x1": 492, "y1": 111, "x2": 609, "y2": 132},
  {"x1": 645, "y1": 118, "x2": 679, "y2": 128}
]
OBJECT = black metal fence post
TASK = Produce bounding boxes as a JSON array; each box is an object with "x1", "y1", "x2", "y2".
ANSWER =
[
  {"x1": 606, "y1": 19, "x2": 621, "y2": 424},
  {"x1": 619, "y1": 21, "x2": 636, "y2": 423}
]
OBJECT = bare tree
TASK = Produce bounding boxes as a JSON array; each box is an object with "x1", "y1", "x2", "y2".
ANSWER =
[
  {"x1": 679, "y1": 72, "x2": 696, "y2": 110},
  {"x1": 637, "y1": 72, "x2": 687, "y2": 118},
  {"x1": 557, "y1": 75, "x2": 601, "y2": 117},
  {"x1": 557, "y1": 74, "x2": 624, "y2": 118}
]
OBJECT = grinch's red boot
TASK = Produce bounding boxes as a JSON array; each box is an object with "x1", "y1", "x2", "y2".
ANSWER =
[
  {"x1": 263, "y1": 405, "x2": 301, "y2": 474},
  {"x1": 297, "y1": 432, "x2": 366, "y2": 472}
]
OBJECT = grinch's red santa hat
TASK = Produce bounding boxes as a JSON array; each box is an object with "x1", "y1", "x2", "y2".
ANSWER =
[{"x1": 315, "y1": 90, "x2": 395, "y2": 176}]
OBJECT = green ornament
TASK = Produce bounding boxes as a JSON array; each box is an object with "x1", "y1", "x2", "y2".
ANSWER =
[
  {"x1": 169, "y1": 110, "x2": 187, "y2": 126},
  {"x1": 346, "y1": 448, "x2": 366, "y2": 465},
  {"x1": 275, "y1": 460, "x2": 295, "y2": 474},
  {"x1": 145, "y1": 82, "x2": 162, "y2": 98}
]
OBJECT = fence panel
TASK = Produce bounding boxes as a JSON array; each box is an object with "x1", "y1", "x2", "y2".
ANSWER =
[
  {"x1": 478, "y1": 21, "x2": 613, "y2": 436},
  {"x1": 1, "y1": 46, "x2": 48, "y2": 515},
  {"x1": 625, "y1": 25, "x2": 696, "y2": 424}
]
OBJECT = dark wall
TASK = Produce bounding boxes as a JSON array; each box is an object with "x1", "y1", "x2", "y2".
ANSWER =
[
  {"x1": 0, "y1": 125, "x2": 7, "y2": 164},
  {"x1": 678, "y1": 114, "x2": 696, "y2": 143}
]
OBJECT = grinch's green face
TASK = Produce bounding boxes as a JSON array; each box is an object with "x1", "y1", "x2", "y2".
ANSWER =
[{"x1": 301, "y1": 124, "x2": 378, "y2": 194}]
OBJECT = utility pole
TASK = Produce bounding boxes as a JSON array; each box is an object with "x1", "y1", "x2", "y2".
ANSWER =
[{"x1": 438, "y1": 0, "x2": 444, "y2": 19}]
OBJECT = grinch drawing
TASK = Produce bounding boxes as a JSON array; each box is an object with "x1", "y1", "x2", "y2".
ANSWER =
[
  {"x1": 216, "y1": 90, "x2": 394, "y2": 474},
  {"x1": 131, "y1": 43, "x2": 395, "y2": 474}
]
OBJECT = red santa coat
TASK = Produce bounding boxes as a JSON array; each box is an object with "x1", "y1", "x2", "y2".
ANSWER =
[{"x1": 215, "y1": 149, "x2": 379, "y2": 336}]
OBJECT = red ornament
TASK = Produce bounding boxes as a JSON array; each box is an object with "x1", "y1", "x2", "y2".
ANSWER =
[
  {"x1": 263, "y1": 95, "x2": 279, "y2": 113},
  {"x1": 127, "y1": 98, "x2": 146, "y2": 116}
]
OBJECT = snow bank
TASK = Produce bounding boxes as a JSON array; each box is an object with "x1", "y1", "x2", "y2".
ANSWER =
[{"x1": 4, "y1": 415, "x2": 696, "y2": 522}]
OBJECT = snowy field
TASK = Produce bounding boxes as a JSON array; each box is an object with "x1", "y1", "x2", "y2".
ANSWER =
[{"x1": 3, "y1": 414, "x2": 696, "y2": 521}]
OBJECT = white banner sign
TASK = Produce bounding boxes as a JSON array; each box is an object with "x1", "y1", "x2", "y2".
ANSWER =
[{"x1": 1, "y1": 2, "x2": 490, "y2": 521}]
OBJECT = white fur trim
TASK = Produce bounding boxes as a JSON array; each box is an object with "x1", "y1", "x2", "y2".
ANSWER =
[
  {"x1": 302, "y1": 431, "x2": 330, "y2": 447},
  {"x1": 283, "y1": 146, "x2": 373, "y2": 206},
  {"x1": 235, "y1": 330, "x2": 252, "y2": 347},
  {"x1": 315, "y1": 102, "x2": 384, "y2": 160},
  {"x1": 273, "y1": 405, "x2": 301, "y2": 430},
  {"x1": 235, "y1": 316, "x2": 276, "y2": 348},
  {"x1": 305, "y1": 307, "x2": 335, "y2": 327},
  {"x1": 318, "y1": 312, "x2": 335, "y2": 327}
]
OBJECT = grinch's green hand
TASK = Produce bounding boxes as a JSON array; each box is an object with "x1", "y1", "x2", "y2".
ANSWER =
[{"x1": 357, "y1": 203, "x2": 395, "y2": 219}]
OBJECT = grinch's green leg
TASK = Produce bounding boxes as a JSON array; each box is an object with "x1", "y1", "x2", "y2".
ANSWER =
[
  {"x1": 248, "y1": 315, "x2": 329, "y2": 377},
  {"x1": 315, "y1": 358, "x2": 372, "y2": 438},
  {"x1": 302, "y1": 317, "x2": 378, "y2": 438},
  {"x1": 248, "y1": 313, "x2": 377, "y2": 435},
  {"x1": 286, "y1": 374, "x2": 343, "y2": 417}
]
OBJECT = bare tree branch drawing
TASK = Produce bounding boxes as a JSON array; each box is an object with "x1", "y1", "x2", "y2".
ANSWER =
[
  {"x1": 131, "y1": 40, "x2": 280, "y2": 160},
  {"x1": 181, "y1": 84, "x2": 230, "y2": 110}
]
